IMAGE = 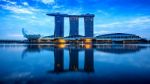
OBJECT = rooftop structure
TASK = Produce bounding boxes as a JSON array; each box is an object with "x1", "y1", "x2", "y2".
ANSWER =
[{"x1": 46, "y1": 13, "x2": 95, "y2": 17}]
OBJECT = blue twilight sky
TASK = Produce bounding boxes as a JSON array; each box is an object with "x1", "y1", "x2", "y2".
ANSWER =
[{"x1": 0, "y1": 0, "x2": 150, "y2": 40}]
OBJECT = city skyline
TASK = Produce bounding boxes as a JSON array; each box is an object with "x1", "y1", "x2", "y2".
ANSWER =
[{"x1": 0, "y1": 0, "x2": 150, "y2": 40}]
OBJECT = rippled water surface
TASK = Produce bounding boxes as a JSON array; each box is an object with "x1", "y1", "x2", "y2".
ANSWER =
[{"x1": 0, "y1": 44, "x2": 150, "y2": 84}]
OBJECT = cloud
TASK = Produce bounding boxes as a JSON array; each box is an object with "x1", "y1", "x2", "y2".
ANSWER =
[
  {"x1": 50, "y1": 7, "x2": 83, "y2": 15},
  {"x1": 0, "y1": 3, "x2": 47, "y2": 14},
  {"x1": 128, "y1": 16, "x2": 150, "y2": 25},
  {"x1": 94, "y1": 16, "x2": 150, "y2": 37},
  {"x1": 95, "y1": 16, "x2": 150, "y2": 29},
  {"x1": 41, "y1": 0, "x2": 55, "y2": 4},
  {"x1": 95, "y1": 22, "x2": 121, "y2": 28},
  {"x1": 94, "y1": 30, "x2": 111, "y2": 36},
  {"x1": 2, "y1": 0, "x2": 17, "y2": 5},
  {"x1": 0, "y1": 5, "x2": 33, "y2": 14},
  {"x1": 97, "y1": 10, "x2": 109, "y2": 16},
  {"x1": 52, "y1": 5, "x2": 63, "y2": 9},
  {"x1": 22, "y1": 2, "x2": 29, "y2": 6},
  {"x1": 11, "y1": 15, "x2": 27, "y2": 20}
]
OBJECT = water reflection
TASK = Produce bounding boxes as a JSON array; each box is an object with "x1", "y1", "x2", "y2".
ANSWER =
[
  {"x1": 69, "y1": 48, "x2": 79, "y2": 71},
  {"x1": 95, "y1": 44, "x2": 147, "y2": 54},
  {"x1": 53, "y1": 46, "x2": 64, "y2": 73},
  {"x1": 84, "y1": 48, "x2": 94, "y2": 72},
  {"x1": 22, "y1": 44, "x2": 147, "y2": 57},
  {"x1": 21, "y1": 44, "x2": 147, "y2": 73},
  {"x1": 22, "y1": 44, "x2": 95, "y2": 73},
  {"x1": 0, "y1": 44, "x2": 150, "y2": 84}
]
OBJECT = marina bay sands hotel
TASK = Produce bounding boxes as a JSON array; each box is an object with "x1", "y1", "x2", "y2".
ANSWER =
[
  {"x1": 22, "y1": 13, "x2": 142, "y2": 44},
  {"x1": 47, "y1": 13, "x2": 95, "y2": 38}
]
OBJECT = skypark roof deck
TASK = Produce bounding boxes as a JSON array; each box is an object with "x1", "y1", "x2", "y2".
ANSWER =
[{"x1": 46, "y1": 13, "x2": 95, "y2": 17}]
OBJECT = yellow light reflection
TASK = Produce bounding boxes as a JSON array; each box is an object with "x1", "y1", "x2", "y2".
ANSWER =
[
  {"x1": 57, "y1": 44, "x2": 66, "y2": 48},
  {"x1": 84, "y1": 44, "x2": 92, "y2": 49}
]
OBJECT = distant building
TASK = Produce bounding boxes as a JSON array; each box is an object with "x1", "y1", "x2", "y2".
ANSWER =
[
  {"x1": 95, "y1": 33, "x2": 142, "y2": 44},
  {"x1": 22, "y1": 28, "x2": 41, "y2": 40}
]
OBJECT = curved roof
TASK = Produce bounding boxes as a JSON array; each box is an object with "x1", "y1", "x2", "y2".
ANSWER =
[
  {"x1": 96, "y1": 33, "x2": 139, "y2": 37},
  {"x1": 95, "y1": 33, "x2": 141, "y2": 40}
]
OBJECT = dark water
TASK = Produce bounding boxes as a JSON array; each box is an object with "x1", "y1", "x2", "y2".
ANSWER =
[{"x1": 0, "y1": 44, "x2": 150, "y2": 84}]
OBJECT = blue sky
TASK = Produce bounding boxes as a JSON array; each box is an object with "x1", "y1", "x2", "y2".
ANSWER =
[{"x1": 0, "y1": 0, "x2": 150, "y2": 40}]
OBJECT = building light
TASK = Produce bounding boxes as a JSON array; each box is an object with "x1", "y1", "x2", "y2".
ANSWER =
[
  {"x1": 57, "y1": 44, "x2": 66, "y2": 48},
  {"x1": 58, "y1": 39, "x2": 66, "y2": 43},
  {"x1": 84, "y1": 38, "x2": 92, "y2": 43}
]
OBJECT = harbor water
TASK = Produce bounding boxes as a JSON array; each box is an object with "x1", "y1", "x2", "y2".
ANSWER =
[{"x1": 0, "y1": 44, "x2": 150, "y2": 84}]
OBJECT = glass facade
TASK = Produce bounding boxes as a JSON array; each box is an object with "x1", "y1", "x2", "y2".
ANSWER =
[
  {"x1": 84, "y1": 17, "x2": 94, "y2": 37},
  {"x1": 69, "y1": 16, "x2": 79, "y2": 36},
  {"x1": 54, "y1": 16, "x2": 64, "y2": 37}
]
